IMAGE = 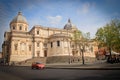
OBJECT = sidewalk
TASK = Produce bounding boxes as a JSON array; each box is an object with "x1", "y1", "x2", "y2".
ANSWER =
[{"x1": 45, "y1": 62, "x2": 120, "y2": 70}]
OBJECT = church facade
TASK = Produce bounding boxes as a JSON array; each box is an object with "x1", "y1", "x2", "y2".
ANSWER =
[{"x1": 2, "y1": 12, "x2": 98, "y2": 64}]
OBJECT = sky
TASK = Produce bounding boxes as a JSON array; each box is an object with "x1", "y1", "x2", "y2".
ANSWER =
[{"x1": 0, "y1": 0, "x2": 120, "y2": 51}]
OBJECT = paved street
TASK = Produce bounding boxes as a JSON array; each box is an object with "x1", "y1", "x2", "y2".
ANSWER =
[
  {"x1": 45, "y1": 62, "x2": 120, "y2": 69},
  {"x1": 0, "y1": 64, "x2": 120, "y2": 80}
]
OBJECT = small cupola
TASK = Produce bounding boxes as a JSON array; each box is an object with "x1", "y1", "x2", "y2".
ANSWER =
[{"x1": 10, "y1": 11, "x2": 28, "y2": 32}]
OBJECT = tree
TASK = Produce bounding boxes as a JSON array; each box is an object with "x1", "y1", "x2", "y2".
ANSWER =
[
  {"x1": 73, "y1": 30, "x2": 90, "y2": 64},
  {"x1": 73, "y1": 30, "x2": 82, "y2": 49},
  {"x1": 96, "y1": 19, "x2": 120, "y2": 57},
  {"x1": 111, "y1": 19, "x2": 120, "y2": 53}
]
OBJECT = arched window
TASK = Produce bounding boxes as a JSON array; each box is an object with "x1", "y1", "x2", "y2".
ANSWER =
[
  {"x1": 37, "y1": 30, "x2": 39, "y2": 35},
  {"x1": 13, "y1": 26, "x2": 15, "y2": 30}
]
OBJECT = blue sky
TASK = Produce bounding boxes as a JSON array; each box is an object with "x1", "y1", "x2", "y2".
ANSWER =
[{"x1": 0, "y1": 0, "x2": 120, "y2": 51}]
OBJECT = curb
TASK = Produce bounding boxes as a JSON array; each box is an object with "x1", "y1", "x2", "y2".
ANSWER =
[{"x1": 46, "y1": 67, "x2": 120, "y2": 70}]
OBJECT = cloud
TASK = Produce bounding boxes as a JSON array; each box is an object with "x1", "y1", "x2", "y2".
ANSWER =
[
  {"x1": 82, "y1": 2, "x2": 90, "y2": 14},
  {"x1": 77, "y1": 2, "x2": 95, "y2": 15},
  {"x1": 47, "y1": 15, "x2": 62, "y2": 26}
]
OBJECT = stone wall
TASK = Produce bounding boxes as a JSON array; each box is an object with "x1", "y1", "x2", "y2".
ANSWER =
[{"x1": 46, "y1": 56, "x2": 96, "y2": 64}]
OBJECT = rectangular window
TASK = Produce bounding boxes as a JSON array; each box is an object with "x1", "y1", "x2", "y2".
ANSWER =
[
  {"x1": 51, "y1": 42, "x2": 53, "y2": 48},
  {"x1": 20, "y1": 26, "x2": 22, "y2": 30},
  {"x1": 37, "y1": 31, "x2": 39, "y2": 35},
  {"x1": 57, "y1": 41, "x2": 60, "y2": 46},
  {"x1": 37, "y1": 43, "x2": 40, "y2": 47}
]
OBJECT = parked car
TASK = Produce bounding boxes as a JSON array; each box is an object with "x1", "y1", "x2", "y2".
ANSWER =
[
  {"x1": 106, "y1": 51, "x2": 120, "y2": 63},
  {"x1": 31, "y1": 62, "x2": 45, "y2": 69},
  {"x1": 107, "y1": 55, "x2": 120, "y2": 63}
]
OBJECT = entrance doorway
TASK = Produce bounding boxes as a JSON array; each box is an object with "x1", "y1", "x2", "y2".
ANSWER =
[{"x1": 44, "y1": 50, "x2": 47, "y2": 57}]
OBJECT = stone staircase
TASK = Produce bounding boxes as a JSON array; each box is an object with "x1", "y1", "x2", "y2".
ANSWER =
[
  {"x1": 16, "y1": 57, "x2": 46, "y2": 66},
  {"x1": 46, "y1": 56, "x2": 97, "y2": 64},
  {"x1": 14, "y1": 56, "x2": 99, "y2": 66}
]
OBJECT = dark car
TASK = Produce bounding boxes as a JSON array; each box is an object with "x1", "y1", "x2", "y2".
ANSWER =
[{"x1": 31, "y1": 62, "x2": 45, "y2": 69}]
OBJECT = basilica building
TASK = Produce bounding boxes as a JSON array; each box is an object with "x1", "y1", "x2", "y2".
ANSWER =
[{"x1": 2, "y1": 12, "x2": 98, "y2": 64}]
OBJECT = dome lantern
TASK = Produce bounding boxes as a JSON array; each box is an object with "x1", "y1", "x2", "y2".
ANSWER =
[
  {"x1": 18, "y1": 11, "x2": 22, "y2": 15},
  {"x1": 68, "y1": 18, "x2": 71, "y2": 23}
]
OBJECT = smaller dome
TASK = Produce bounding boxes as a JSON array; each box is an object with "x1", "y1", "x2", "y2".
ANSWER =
[
  {"x1": 10, "y1": 12, "x2": 28, "y2": 25},
  {"x1": 71, "y1": 24, "x2": 77, "y2": 30},
  {"x1": 64, "y1": 19, "x2": 77, "y2": 30}
]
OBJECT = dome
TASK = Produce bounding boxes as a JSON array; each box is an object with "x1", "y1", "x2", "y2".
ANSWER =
[
  {"x1": 64, "y1": 19, "x2": 72, "y2": 30},
  {"x1": 64, "y1": 19, "x2": 77, "y2": 30},
  {"x1": 10, "y1": 12, "x2": 28, "y2": 25}
]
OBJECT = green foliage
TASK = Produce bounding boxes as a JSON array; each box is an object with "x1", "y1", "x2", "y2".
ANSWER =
[
  {"x1": 96, "y1": 19, "x2": 120, "y2": 52},
  {"x1": 73, "y1": 30, "x2": 91, "y2": 64},
  {"x1": 73, "y1": 30, "x2": 82, "y2": 42},
  {"x1": 73, "y1": 30, "x2": 90, "y2": 42},
  {"x1": 73, "y1": 30, "x2": 91, "y2": 49}
]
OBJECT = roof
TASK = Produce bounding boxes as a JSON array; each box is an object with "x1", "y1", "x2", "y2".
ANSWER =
[{"x1": 49, "y1": 33, "x2": 71, "y2": 38}]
